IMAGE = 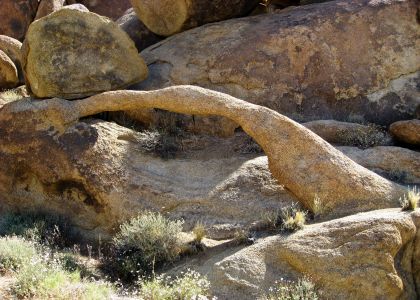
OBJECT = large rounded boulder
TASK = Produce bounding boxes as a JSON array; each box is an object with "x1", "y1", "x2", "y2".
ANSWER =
[{"x1": 22, "y1": 8, "x2": 148, "y2": 99}]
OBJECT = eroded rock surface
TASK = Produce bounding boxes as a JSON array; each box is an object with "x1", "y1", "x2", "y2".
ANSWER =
[
  {"x1": 132, "y1": 0, "x2": 419, "y2": 135},
  {"x1": 22, "y1": 8, "x2": 148, "y2": 99},
  {"x1": 0, "y1": 87, "x2": 406, "y2": 240},
  {"x1": 203, "y1": 209, "x2": 420, "y2": 299},
  {"x1": 338, "y1": 146, "x2": 420, "y2": 185}
]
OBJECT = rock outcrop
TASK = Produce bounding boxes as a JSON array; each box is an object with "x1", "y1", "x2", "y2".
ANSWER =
[
  {"x1": 130, "y1": 0, "x2": 261, "y2": 36},
  {"x1": 0, "y1": 87, "x2": 406, "y2": 239},
  {"x1": 0, "y1": 35, "x2": 23, "y2": 83},
  {"x1": 22, "y1": 8, "x2": 148, "y2": 99},
  {"x1": 131, "y1": 0, "x2": 419, "y2": 135},
  {"x1": 338, "y1": 146, "x2": 420, "y2": 185},
  {"x1": 205, "y1": 209, "x2": 420, "y2": 299},
  {"x1": 0, "y1": 0, "x2": 39, "y2": 41},
  {"x1": 35, "y1": 0, "x2": 66, "y2": 20},
  {"x1": 0, "y1": 50, "x2": 18, "y2": 89},
  {"x1": 390, "y1": 119, "x2": 420, "y2": 146},
  {"x1": 117, "y1": 8, "x2": 162, "y2": 52},
  {"x1": 304, "y1": 120, "x2": 392, "y2": 147}
]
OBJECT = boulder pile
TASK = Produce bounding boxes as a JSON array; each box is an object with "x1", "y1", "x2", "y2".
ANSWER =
[{"x1": 0, "y1": 0, "x2": 419, "y2": 299}]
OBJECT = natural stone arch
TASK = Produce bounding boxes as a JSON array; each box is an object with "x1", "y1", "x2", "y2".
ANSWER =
[{"x1": 4, "y1": 85, "x2": 403, "y2": 215}]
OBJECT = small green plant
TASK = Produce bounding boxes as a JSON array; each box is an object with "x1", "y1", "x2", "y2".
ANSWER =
[
  {"x1": 112, "y1": 212, "x2": 184, "y2": 280},
  {"x1": 138, "y1": 269, "x2": 211, "y2": 300},
  {"x1": 232, "y1": 229, "x2": 254, "y2": 245},
  {"x1": 0, "y1": 236, "x2": 37, "y2": 274},
  {"x1": 192, "y1": 222, "x2": 206, "y2": 243},
  {"x1": 280, "y1": 203, "x2": 307, "y2": 232},
  {"x1": 400, "y1": 187, "x2": 419, "y2": 211},
  {"x1": 260, "y1": 210, "x2": 281, "y2": 230},
  {"x1": 310, "y1": 195, "x2": 325, "y2": 219},
  {"x1": 265, "y1": 277, "x2": 319, "y2": 300}
]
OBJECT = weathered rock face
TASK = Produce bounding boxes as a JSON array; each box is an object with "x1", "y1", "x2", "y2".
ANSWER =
[
  {"x1": 390, "y1": 119, "x2": 420, "y2": 145},
  {"x1": 0, "y1": 0, "x2": 39, "y2": 41},
  {"x1": 303, "y1": 120, "x2": 392, "y2": 147},
  {"x1": 0, "y1": 104, "x2": 294, "y2": 240},
  {"x1": 35, "y1": 0, "x2": 66, "y2": 20},
  {"x1": 203, "y1": 209, "x2": 420, "y2": 299},
  {"x1": 76, "y1": 0, "x2": 132, "y2": 20},
  {"x1": 130, "y1": 0, "x2": 261, "y2": 36},
  {"x1": 22, "y1": 8, "x2": 148, "y2": 99},
  {"x1": 338, "y1": 146, "x2": 420, "y2": 185},
  {"x1": 133, "y1": 0, "x2": 419, "y2": 135},
  {"x1": 0, "y1": 50, "x2": 18, "y2": 89},
  {"x1": 117, "y1": 8, "x2": 162, "y2": 52},
  {"x1": 0, "y1": 35, "x2": 23, "y2": 83},
  {"x1": 0, "y1": 87, "x2": 406, "y2": 239}
]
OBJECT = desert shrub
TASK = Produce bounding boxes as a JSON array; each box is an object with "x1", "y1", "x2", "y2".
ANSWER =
[
  {"x1": 138, "y1": 269, "x2": 211, "y2": 300},
  {"x1": 192, "y1": 222, "x2": 206, "y2": 243},
  {"x1": 400, "y1": 187, "x2": 419, "y2": 211},
  {"x1": 13, "y1": 261, "x2": 78, "y2": 298},
  {"x1": 12, "y1": 253, "x2": 113, "y2": 299},
  {"x1": 112, "y1": 212, "x2": 184, "y2": 281},
  {"x1": 265, "y1": 277, "x2": 319, "y2": 300},
  {"x1": 259, "y1": 210, "x2": 282, "y2": 230},
  {"x1": 232, "y1": 229, "x2": 255, "y2": 246},
  {"x1": 0, "y1": 236, "x2": 37, "y2": 274},
  {"x1": 280, "y1": 203, "x2": 307, "y2": 232},
  {"x1": 0, "y1": 212, "x2": 74, "y2": 247}
]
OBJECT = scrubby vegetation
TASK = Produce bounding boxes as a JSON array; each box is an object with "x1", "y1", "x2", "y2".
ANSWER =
[
  {"x1": 400, "y1": 187, "x2": 420, "y2": 211},
  {"x1": 265, "y1": 277, "x2": 319, "y2": 300},
  {"x1": 0, "y1": 236, "x2": 113, "y2": 299},
  {"x1": 280, "y1": 204, "x2": 307, "y2": 232},
  {"x1": 111, "y1": 212, "x2": 184, "y2": 281},
  {"x1": 0, "y1": 236, "x2": 37, "y2": 274},
  {"x1": 192, "y1": 222, "x2": 206, "y2": 243},
  {"x1": 138, "y1": 270, "x2": 211, "y2": 299},
  {"x1": 258, "y1": 203, "x2": 309, "y2": 232},
  {"x1": 340, "y1": 123, "x2": 388, "y2": 149},
  {"x1": 0, "y1": 212, "x2": 212, "y2": 299}
]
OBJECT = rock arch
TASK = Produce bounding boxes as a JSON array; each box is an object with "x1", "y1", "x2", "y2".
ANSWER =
[
  {"x1": 68, "y1": 85, "x2": 405, "y2": 214},
  {"x1": 0, "y1": 86, "x2": 406, "y2": 218}
]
